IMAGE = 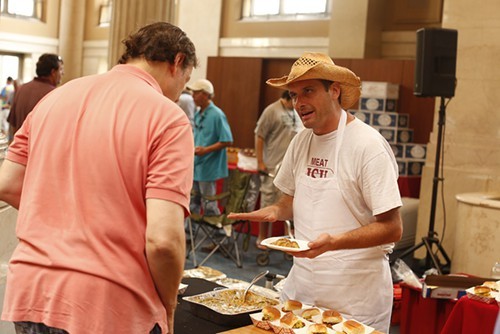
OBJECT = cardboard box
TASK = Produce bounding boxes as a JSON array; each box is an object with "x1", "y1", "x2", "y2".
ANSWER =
[
  {"x1": 361, "y1": 81, "x2": 399, "y2": 99},
  {"x1": 422, "y1": 274, "x2": 493, "y2": 300},
  {"x1": 375, "y1": 126, "x2": 397, "y2": 143},
  {"x1": 405, "y1": 143, "x2": 427, "y2": 159},
  {"x1": 372, "y1": 111, "x2": 398, "y2": 127},
  {"x1": 397, "y1": 128, "x2": 414, "y2": 143},
  {"x1": 391, "y1": 144, "x2": 405, "y2": 158},
  {"x1": 398, "y1": 113, "x2": 410, "y2": 127},
  {"x1": 359, "y1": 97, "x2": 398, "y2": 112},
  {"x1": 349, "y1": 110, "x2": 372, "y2": 124}
]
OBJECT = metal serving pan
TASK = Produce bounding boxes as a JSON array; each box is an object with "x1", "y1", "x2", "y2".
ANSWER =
[{"x1": 182, "y1": 288, "x2": 279, "y2": 327}]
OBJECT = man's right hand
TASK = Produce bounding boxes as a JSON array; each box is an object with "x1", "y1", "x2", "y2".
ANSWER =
[{"x1": 228, "y1": 206, "x2": 279, "y2": 223}]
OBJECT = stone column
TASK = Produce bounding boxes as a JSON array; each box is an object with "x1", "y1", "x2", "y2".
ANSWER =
[
  {"x1": 107, "y1": 0, "x2": 176, "y2": 68},
  {"x1": 58, "y1": 0, "x2": 86, "y2": 82}
]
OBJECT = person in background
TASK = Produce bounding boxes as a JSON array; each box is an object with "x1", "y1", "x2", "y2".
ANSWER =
[
  {"x1": 254, "y1": 90, "x2": 303, "y2": 249},
  {"x1": 228, "y1": 52, "x2": 402, "y2": 333},
  {"x1": 177, "y1": 87, "x2": 195, "y2": 129},
  {"x1": 7, "y1": 53, "x2": 64, "y2": 139},
  {"x1": 0, "y1": 76, "x2": 15, "y2": 107},
  {"x1": 188, "y1": 79, "x2": 233, "y2": 217},
  {"x1": 0, "y1": 22, "x2": 197, "y2": 334},
  {"x1": 0, "y1": 77, "x2": 15, "y2": 135}
]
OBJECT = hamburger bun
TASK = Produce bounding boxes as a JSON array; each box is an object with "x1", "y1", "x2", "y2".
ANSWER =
[
  {"x1": 282, "y1": 299, "x2": 303, "y2": 312},
  {"x1": 473, "y1": 285, "x2": 491, "y2": 297},
  {"x1": 343, "y1": 319, "x2": 365, "y2": 334},
  {"x1": 307, "y1": 323, "x2": 328, "y2": 334},
  {"x1": 322, "y1": 309, "x2": 342, "y2": 327},
  {"x1": 261, "y1": 305, "x2": 280, "y2": 321},
  {"x1": 280, "y1": 311, "x2": 305, "y2": 329},
  {"x1": 483, "y1": 281, "x2": 499, "y2": 291},
  {"x1": 301, "y1": 307, "x2": 320, "y2": 320}
]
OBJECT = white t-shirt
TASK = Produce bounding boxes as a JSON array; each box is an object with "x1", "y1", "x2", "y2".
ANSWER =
[{"x1": 275, "y1": 117, "x2": 402, "y2": 250}]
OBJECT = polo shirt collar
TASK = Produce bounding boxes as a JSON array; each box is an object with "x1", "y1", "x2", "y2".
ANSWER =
[{"x1": 111, "y1": 64, "x2": 162, "y2": 94}]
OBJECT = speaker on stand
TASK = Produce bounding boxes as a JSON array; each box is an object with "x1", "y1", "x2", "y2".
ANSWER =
[{"x1": 395, "y1": 28, "x2": 458, "y2": 275}]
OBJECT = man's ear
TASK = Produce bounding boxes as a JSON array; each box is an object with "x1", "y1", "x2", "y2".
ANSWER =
[
  {"x1": 329, "y1": 82, "x2": 341, "y2": 100},
  {"x1": 173, "y1": 53, "x2": 186, "y2": 72}
]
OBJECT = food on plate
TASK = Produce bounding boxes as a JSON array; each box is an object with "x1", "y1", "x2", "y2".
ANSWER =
[
  {"x1": 473, "y1": 285, "x2": 492, "y2": 297},
  {"x1": 282, "y1": 299, "x2": 303, "y2": 312},
  {"x1": 262, "y1": 305, "x2": 281, "y2": 321},
  {"x1": 301, "y1": 307, "x2": 321, "y2": 320},
  {"x1": 272, "y1": 238, "x2": 300, "y2": 248},
  {"x1": 280, "y1": 311, "x2": 305, "y2": 329},
  {"x1": 342, "y1": 319, "x2": 365, "y2": 334},
  {"x1": 307, "y1": 323, "x2": 328, "y2": 334},
  {"x1": 321, "y1": 309, "x2": 342, "y2": 327},
  {"x1": 482, "y1": 281, "x2": 499, "y2": 291}
]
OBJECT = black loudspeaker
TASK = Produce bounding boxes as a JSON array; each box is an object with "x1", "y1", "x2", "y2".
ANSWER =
[{"x1": 414, "y1": 28, "x2": 458, "y2": 97}]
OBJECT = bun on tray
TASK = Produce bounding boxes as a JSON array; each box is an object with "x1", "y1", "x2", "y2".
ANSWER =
[
  {"x1": 321, "y1": 309, "x2": 342, "y2": 327},
  {"x1": 262, "y1": 305, "x2": 280, "y2": 321},
  {"x1": 343, "y1": 319, "x2": 365, "y2": 334},
  {"x1": 282, "y1": 299, "x2": 302, "y2": 312},
  {"x1": 301, "y1": 307, "x2": 320, "y2": 320},
  {"x1": 280, "y1": 311, "x2": 305, "y2": 329},
  {"x1": 307, "y1": 323, "x2": 328, "y2": 334},
  {"x1": 473, "y1": 285, "x2": 491, "y2": 297}
]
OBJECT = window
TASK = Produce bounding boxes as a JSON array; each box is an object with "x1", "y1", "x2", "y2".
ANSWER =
[
  {"x1": 242, "y1": 0, "x2": 329, "y2": 20},
  {"x1": 0, "y1": 0, "x2": 41, "y2": 19},
  {"x1": 99, "y1": 1, "x2": 112, "y2": 27}
]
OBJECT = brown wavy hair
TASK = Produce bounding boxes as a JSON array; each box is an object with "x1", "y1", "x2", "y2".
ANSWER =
[{"x1": 118, "y1": 22, "x2": 197, "y2": 69}]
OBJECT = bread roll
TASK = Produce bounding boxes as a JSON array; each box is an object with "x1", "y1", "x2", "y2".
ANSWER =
[
  {"x1": 342, "y1": 319, "x2": 365, "y2": 334},
  {"x1": 483, "y1": 281, "x2": 498, "y2": 291},
  {"x1": 473, "y1": 285, "x2": 491, "y2": 297},
  {"x1": 301, "y1": 307, "x2": 320, "y2": 320},
  {"x1": 321, "y1": 309, "x2": 342, "y2": 327},
  {"x1": 282, "y1": 299, "x2": 302, "y2": 312},
  {"x1": 307, "y1": 323, "x2": 328, "y2": 334},
  {"x1": 262, "y1": 305, "x2": 280, "y2": 321},
  {"x1": 280, "y1": 312, "x2": 305, "y2": 329}
]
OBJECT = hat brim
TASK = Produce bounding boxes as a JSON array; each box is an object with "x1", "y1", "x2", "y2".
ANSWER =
[{"x1": 266, "y1": 63, "x2": 361, "y2": 109}]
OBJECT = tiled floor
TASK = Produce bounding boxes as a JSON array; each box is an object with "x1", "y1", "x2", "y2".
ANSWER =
[{"x1": 185, "y1": 232, "x2": 407, "y2": 334}]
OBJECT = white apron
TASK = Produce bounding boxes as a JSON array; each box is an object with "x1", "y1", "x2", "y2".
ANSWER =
[{"x1": 281, "y1": 110, "x2": 393, "y2": 332}]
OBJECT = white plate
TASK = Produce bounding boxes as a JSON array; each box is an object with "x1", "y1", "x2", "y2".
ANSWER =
[{"x1": 260, "y1": 236, "x2": 310, "y2": 252}]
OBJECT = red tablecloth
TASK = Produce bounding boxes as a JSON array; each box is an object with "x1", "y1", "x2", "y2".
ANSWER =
[{"x1": 440, "y1": 296, "x2": 499, "y2": 334}]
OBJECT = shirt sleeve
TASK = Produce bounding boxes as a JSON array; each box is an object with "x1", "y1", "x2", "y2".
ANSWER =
[
  {"x1": 146, "y1": 122, "x2": 194, "y2": 215},
  {"x1": 6, "y1": 112, "x2": 32, "y2": 166}
]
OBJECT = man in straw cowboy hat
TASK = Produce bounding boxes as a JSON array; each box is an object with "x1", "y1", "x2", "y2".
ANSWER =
[{"x1": 229, "y1": 52, "x2": 402, "y2": 332}]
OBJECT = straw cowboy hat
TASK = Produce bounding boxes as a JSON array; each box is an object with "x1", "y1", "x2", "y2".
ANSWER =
[{"x1": 266, "y1": 52, "x2": 361, "y2": 109}]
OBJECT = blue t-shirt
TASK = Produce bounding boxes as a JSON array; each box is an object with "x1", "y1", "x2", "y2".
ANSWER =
[{"x1": 194, "y1": 102, "x2": 233, "y2": 181}]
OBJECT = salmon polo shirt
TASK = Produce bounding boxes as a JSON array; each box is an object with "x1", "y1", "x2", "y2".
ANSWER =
[{"x1": 1, "y1": 65, "x2": 194, "y2": 334}]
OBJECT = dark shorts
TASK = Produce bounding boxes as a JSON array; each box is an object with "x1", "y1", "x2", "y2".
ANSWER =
[{"x1": 14, "y1": 322, "x2": 162, "y2": 334}]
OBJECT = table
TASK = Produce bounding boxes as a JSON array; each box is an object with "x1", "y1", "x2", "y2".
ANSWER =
[
  {"x1": 440, "y1": 296, "x2": 499, "y2": 334},
  {"x1": 217, "y1": 325, "x2": 269, "y2": 334}
]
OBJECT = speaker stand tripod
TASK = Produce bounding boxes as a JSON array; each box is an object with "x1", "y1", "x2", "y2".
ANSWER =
[{"x1": 395, "y1": 96, "x2": 451, "y2": 275}]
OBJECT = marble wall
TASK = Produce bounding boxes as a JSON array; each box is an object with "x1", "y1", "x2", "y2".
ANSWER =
[{"x1": 414, "y1": 0, "x2": 500, "y2": 265}]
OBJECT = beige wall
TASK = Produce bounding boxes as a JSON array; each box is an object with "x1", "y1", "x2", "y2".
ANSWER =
[{"x1": 414, "y1": 0, "x2": 500, "y2": 262}]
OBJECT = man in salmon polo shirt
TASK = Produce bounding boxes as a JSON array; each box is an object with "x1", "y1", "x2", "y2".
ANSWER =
[{"x1": 0, "y1": 22, "x2": 197, "y2": 334}]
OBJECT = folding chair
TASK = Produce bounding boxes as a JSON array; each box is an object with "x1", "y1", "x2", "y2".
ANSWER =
[{"x1": 187, "y1": 168, "x2": 254, "y2": 268}]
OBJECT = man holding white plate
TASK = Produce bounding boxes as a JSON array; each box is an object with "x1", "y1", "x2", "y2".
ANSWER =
[{"x1": 228, "y1": 52, "x2": 402, "y2": 333}]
